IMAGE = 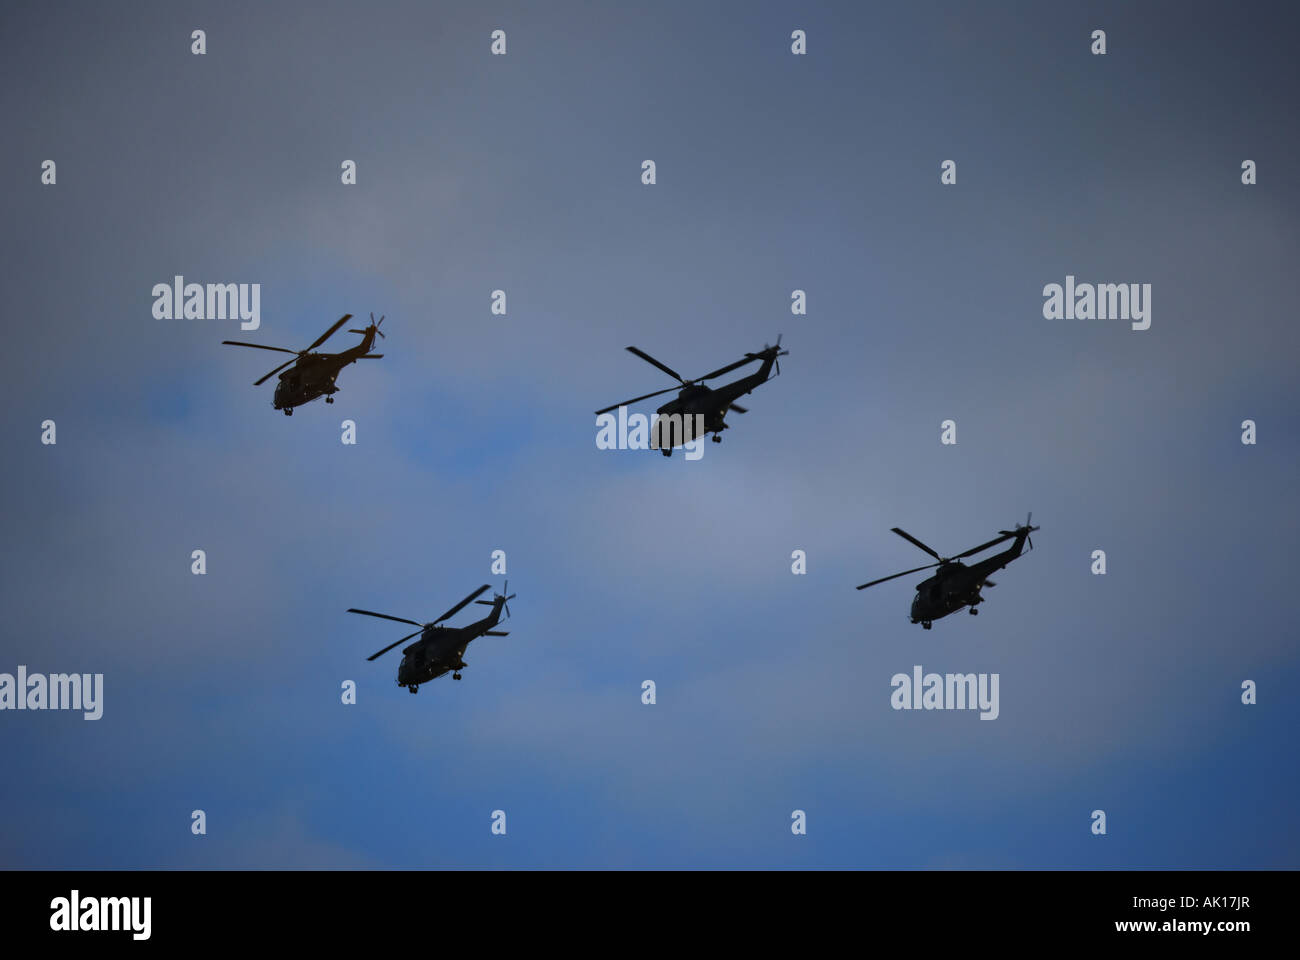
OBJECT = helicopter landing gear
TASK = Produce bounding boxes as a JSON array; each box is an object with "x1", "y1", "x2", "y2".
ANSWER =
[
  {"x1": 283, "y1": 408, "x2": 293, "y2": 416},
  {"x1": 325, "y1": 396, "x2": 334, "y2": 404},
  {"x1": 922, "y1": 621, "x2": 932, "y2": 630},
  {"x1": 969, "y1": 607, "x2": 979, "y2": 615},
  {"x1": 453, "y1": 672, "x2": 462, "y2": 680},
  {"x1": 711, "y1": 434, "x2": 721, "y2": 443},
  {"x1": 661, "y1": 449, "x2": 671, "y2": 457},
  {"x1": 407, "y1": 684, "x2": 418, "y2": 694}
]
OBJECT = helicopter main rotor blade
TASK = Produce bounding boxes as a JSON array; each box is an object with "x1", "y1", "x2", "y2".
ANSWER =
[
  {"x1": 594, "y1": 386, "x2": 680, "y2": 415},
  {"x1": 431, "y1": 584, "x2": 492, "y2": 625},
  {"x1": 254, "y1": 357, "x2": 299, "y2": 386},
  {"x1": 891, "y1": 527, "x2": 943, "y2": 561},
  {"x1": 698, "y1": 356, "x2": 757, "y2": 381},
  {"x1": 347, "y1": 608, "x2": 424, "y2": 628},
  {"x1": 856, "y1": 562, "x2": 940, "y2": 590},
  {"x1": 952, "y1": 532, "x2": 1016, "y2": 560},
  {"x1": 626, "y1": 347, "x2": 685, "y2": 384},
  {"x1": 307, "y1": 314, "x2": 353, "y2": 352},
  {"x1": 366, "y1": 628, "x2": 423, "y2": 661},
  {"x1": 222, "y1": 341, "x2": 299, "y2": 355}
]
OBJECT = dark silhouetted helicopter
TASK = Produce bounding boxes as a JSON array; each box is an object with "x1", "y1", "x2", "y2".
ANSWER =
[
  {"x1": 594, "y1": 338, "x2": 789, "y2": 456},
  {"x1": 223, "y1": 313, "x2": 385, "y2": 415},
  {"x1": 348, "y1": 582, "x2": 516, "y2": 693},
  {"x1": 856, "y1": 515, "x2": 1040, "y2": 629}
]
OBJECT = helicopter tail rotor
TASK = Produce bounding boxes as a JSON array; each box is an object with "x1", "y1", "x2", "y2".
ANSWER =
[
  {"x1": 475, "y1": 579, "x2": 516, "y2": 619},
  {"x1": 998, "y1": 512, "x2": 1038, "y2": 551},
  {"x1": 348, "y1": 313, "x2": 387, "y2": 340}
]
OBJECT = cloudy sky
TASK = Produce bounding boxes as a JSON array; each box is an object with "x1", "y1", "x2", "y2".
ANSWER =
[{"x1": 1, "y1": 0, "x2": 1296, "y2": 868}]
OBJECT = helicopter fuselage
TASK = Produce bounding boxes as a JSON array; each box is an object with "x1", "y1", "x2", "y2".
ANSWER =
[
  {"x1": 273, "y1": 332, "x2": 378, "y2": 412},
  {"x1": 910, "y1": 564, "x2": 983, "y2": 623},
  {"x1": 396, "y1": 600, "x2": 506, "y2": 689},
  {"x1": 652, "y1": 355, "x2": 778, "y2": 451},
  {"x1": 909, "y1": 531, "x2": 1031, "y2": 625}
]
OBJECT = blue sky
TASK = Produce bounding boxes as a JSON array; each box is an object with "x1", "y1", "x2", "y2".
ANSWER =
[{"x1": 1, "y1": 0, "x2": 1297, "y2": 867}]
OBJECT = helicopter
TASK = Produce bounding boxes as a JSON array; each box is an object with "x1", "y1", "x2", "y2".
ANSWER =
[
  {"x1": 594, "y1": 337, "x2": 789, "y2": 456},
  {"x1": 222, "y1": 312, "x2": 386, "y2": 415},
  {"x1": 855, "y1": 515, "x2": 1040, "y2": 629},
  {"x1": 347, "y1": 582, "x2": 516, "y2": 693}
]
